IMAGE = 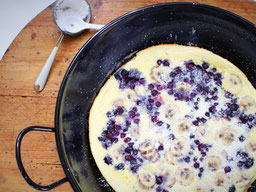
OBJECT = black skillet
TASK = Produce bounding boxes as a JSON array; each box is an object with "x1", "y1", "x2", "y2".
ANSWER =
[{"x1": 16, "y1": 2, "x2": 256, "y2": 192}]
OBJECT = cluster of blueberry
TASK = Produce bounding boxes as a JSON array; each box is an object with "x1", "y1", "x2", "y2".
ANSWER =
[{"x1": 98, "y1": 58, "x2": 255, "y2": 179}]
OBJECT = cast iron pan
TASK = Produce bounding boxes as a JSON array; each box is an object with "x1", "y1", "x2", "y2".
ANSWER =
[{"x1": 16, "y1": 2, "x2": 256, "y2": 192}]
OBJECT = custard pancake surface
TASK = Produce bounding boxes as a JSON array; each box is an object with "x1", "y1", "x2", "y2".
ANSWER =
[{"x1": 89, "y1": 44, "x2": 256, "y2": 192}]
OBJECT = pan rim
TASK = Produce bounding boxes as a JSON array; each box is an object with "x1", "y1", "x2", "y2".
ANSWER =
[{"x1": 54, "y1": 2, "x2": 256, "y2": 191}]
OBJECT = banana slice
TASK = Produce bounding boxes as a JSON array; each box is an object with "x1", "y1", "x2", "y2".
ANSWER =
[
  {"x1": 175, "y1": 167, "x2": 195, "y2": 186},
  {"x1": 165, "y1": 174, "x2": 176, "y2": 188},
  {"x1": 115, "y1": 116, "x2": 125, "y2": 125},
  {"x1": 233, "y1": 171, "x2": 251, "y2": 187},
  {"x1": 170, "y1": 136, "x2": 190, "y2": 157},
  {"x1": 228, "y1": 74, "x2": 242, "y2": 94},
  {"x1": 195, "y1": 187, "x2": 208, "y2": 192},
  {"x1": 174, "y1": 119, "x2": 191, "y2": 134},
  {"x1": 155, "y1": 166, "x2": 176, "y2": 187},
  {"x1": 139, "y1": 141, "x2": 159, "y2": 162},
  {"x1": 151, "y1": 66, "x2": 171, "y2": 83},
  {"x1": 135, "y1": 85, "x2": 147, "y2": 97},
  {"x1": 130, "y1": 124, "x2": 140, "y2": 141},
  {"x1": 214, "y1": 172, "x2": 230, "y2": 191},
  {"x1": 165, "y1": 150, "x2": 178, "y2": 165},
  {"x1": 138, "y1": 169, "x2": 156, "y2": 189},
  {"x1": 195, "y1": 124, "x2": 208, "y2": 141},
  {"x1": 113, "y1": 98, "x2": 125, "y2": 107},
  {"x1": 175, "y1": 83, "x2": 191, "y2": 93},
  {"x1": 221, "y1": 150, "x2": 228, "y2": 160},
  {"x1": 204, "y1": 156, "x2": 222, "y2": 172},
  {"x1": 245, "y1": 139, "x2": 256, "y2": 154},
  {"x1": 240, "y1": 96, "x2": 256, "y2": 114},
  {"x1": 114, "y1": 90, "x2": 136, "y2": 108},
  {"x1": 155, "y1": 165, "x2": 170, "y2": 177},
  {"x1": 161, "y1": 103, "x2": 179, "y2": 121},
  {"x1": 216, "y1": 127, "x2": 236, "y2": 146}
]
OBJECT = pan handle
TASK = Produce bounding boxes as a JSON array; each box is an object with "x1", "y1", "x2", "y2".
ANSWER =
[{"x1": 15, "y1": 126, "x2": 68, "y2": 191}]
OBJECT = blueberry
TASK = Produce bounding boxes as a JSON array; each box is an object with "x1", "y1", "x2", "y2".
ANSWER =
[
  {"x1": 136, "y1": 100, "x2": 142, "y2": 106},
  {"x1": 139, "y1": 78, "x2": 145, "y2": 85},
  {"x1": 156, "y1": 176, "x2": 163, "y2": 185},
  {"x1": 125, "y1": 147, "x2": 132, "y2": 153},
  {"x1": 184, "y1": 156, "x2": 190, "y2": 163},
  {"x1": 156, "y1": 186, "x2": 163, "y2": 192},
  {"x1": 170, "y1": 71, "x2": 177, "y2": 77},
  {"x1": 163, "y1": 59, "x2": 170, "y2": 66},
  {"x1": 228, "y1": 186, "x2": 236, "y2": 192},
  {"x1": 202, "y1": 62, "x2": 209, "y2": 69},
  {"x1": 155, "y1": 101, "x2": 161, "y2": 107},
  {"x1": 126, "y1": 120, "x2": 131, "y2": 127},
  {"x1": 211, "y1": 68, "x2": 217, "y2": 72},
  {"x1": 214, "y1": 73, "x2": 222, "y2": 81},
  {"x1": 239, "y1": 113, "x2": 248, "y2": 124},
  {"x1": 184, "y1": 78, "x2": 189, "y2": 83},
  {"x1": 174, "y1": 66, "x2": 182, "y2": 74},
  {"x1": 201, "y1": 152, "x2": 206, "y2": 157},
  {"x1": 151, "y1": 90, "x2": 159, "y2": 96},
  {"x1": 245, "y1": 158, "x2": 254, "y2": 169},
  {"x1": 115, "y1": 163, "x2": 125, "y2": 170},
  {"x1": 104, "y1": 139, "x2": 112, "y2": 148},
  {"x1": 98, "y1": 136, "x2": 105, "y2": 141},
  {"x1": 248, "y1": 114, "x2": 254, "y2": 121},
  {"x1": 224, "y1": 166, "x2": 231, "y2": 173},
  {"x1": 132, "y1": 149, "x2": 138, "y2": 156},
  {"x1": 192, "y1": 120, "x2": 199, "y2": 126},
  {"x1": 167, "y1": 81, "x2": 174, "y2": 89},
  {"x1": 158, "y1": 145, "x2": 164, "y2": 151},
  {"x1": 157, "y1": 59, "x2": 162, "y2": 65},
  {"x1": 194, "y1": 163, "x2": 200, "y2": 168},
  {"x1": 130, "y1": 165, "x2": 140, "y2": 173},
  {"x1": 114, "y1": 73, "x2": 121, "y2": 80},
  {"x1": 185, "y1": 61, "x2": 195, "y2": 70},
  {"x1": 148, "y1": 98, "x2": 154, "y2": 103},
  {"x1": 125, "y1": 155, "x2": 133, "y2": 161},
  {"x1": 146, "y1": 104, "x2": 153, "y2": 110},
  {"x1": 239, "y1": 135, "x2": 246, "y2": 142},
  {"x1": 104, "y1": 155, "x2": 113, "y2": 165},
  {"x1": 151, "y1": 116, "x2": 158, "y2": 122},
  {"x1": 237, "y1": 161, "x2": 244, "y2": 168},
  {"x1": 209, "y1": 106, "x2": 217, "y2": 114},
  {"x1": 201, "y1": 118, "x2": 207, "y2": 123},
  {"x1": 106, "y1": 111, "x2": 112, "y2": 117},
  {"x1": 130, "y1": 159, "x2": 137, "y2": 165},
  {"x1": 134, "y1": 119, "x2": 140, "y2": 124},
  {"x1": 212, "y1": 96, "x2": 218, "y2": 100},
  {"x1": 124, "y1": 137, "x2": 131, "y2": 143},
  {"x1": 224, "y1": 91, "x2": 233, "y2": 99},
  {"x1": 194, "y1": 140, "x2": 200, "y2": 145},
  {"x1": 157, "y1": 85, "x2": 164, "y2": 91},
  {"x1": 130, "y1": 84, "x2": 135, "y2": 89},
  {"x1": 148, "y1": 83, "x2": 154, "y2": 90},
  {"x1": 190, "y1": 134, "x2": 195, "y2": 139},
  {"x1": 129, "y1": 111, "x2": 136, "y2": 118},
  {"x1": 168, "y1": 90, "x2": 174, "y2": 95},
  {"x1": 157, "y1": 121, "x2": 163, "y2": 126},
  {"x1": 169, "y1": 134, "x2": 175, "y2": 140}
]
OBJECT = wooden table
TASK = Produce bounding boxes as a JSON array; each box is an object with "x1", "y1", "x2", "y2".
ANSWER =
[{"x1": 0, "y1": 0, "x2": 255, "y2": 191}]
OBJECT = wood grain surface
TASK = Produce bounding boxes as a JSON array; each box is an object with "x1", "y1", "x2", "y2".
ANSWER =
[{"x1": 0, "y1": 0, "x2": 255, "y2": 191}]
